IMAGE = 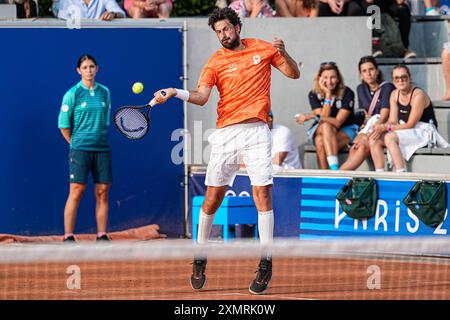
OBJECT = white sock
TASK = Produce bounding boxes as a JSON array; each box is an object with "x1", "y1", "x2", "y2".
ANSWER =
[
  {"x1": 396, "y1": 168, "x2": 407, "y2": 173},
  {"x1": 375, "y1": 168, "x2": 385, "y2": 172},
  {"x1": 258, "y1": 210, "x2": 274, "y2": 245},
  {"x1": 326, "y1": 155, "x2": 339, "y2": 167},
  {"x1": 197, "y1": 209, "x2": 214, "y2": 244},
  {"x1": 258, "y1": 210, "x2": 274, "y2": 260}
]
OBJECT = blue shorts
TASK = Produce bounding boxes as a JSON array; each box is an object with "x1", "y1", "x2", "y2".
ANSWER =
[
  {"x1": 340, "y1": 124, "x2": 359, "y2": 143},
  {"x1": 69, "y1": 150, "x2": 113, "y2": 184}
]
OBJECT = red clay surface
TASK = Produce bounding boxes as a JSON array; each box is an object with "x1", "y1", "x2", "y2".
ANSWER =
[{"x1": 1, "y1": 257, "x2": 449, "y2": 300}]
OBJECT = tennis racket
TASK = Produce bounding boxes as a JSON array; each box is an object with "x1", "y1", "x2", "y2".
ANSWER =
[{"x1": 114, "y1": 91, "x2": 166, "y2": 139}]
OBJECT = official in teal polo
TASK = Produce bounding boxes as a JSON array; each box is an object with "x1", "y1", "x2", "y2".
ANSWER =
[{"x1": 58, "y1": 54, "x2": 112, "y2": 243}]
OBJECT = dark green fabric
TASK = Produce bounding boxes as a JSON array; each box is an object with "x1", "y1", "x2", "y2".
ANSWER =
[
  {"x1": 336, "y1": 178, "x2": 378, "y2": 219},
  {"x1": 376, "y1": 13, "x2": 405, "y2": 57},
  {"x1": 403, "y1": 181, "x2": 447, "y2": 228}
]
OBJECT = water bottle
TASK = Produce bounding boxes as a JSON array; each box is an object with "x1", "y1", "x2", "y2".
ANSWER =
[
  {"x1": 427, "y1": 120, "x2": 436, "y2": 149},
  {"x1": 440, "y1": 5, "x2": 450, "y2": 15}
]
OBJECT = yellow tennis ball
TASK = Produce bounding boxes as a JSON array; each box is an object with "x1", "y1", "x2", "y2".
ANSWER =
[{"x1": 132, "y1": 82, "x2": 144, "y2": 94}]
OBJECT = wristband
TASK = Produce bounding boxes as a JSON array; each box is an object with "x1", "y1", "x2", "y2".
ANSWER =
[
  {"x1": 324, "y1": 99, "x2": 332, "y2": 105},
  {"x1": 175, "y1": 88, "x2": 190, "y2": 101},
  {"x1": 387, "y1": 123, "x2": 393, "y2": 132}
]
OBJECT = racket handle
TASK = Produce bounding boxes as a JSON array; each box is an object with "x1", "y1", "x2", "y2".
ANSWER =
[{"x1": 149, "y1": 90, "x2": 167, "y2": 107}]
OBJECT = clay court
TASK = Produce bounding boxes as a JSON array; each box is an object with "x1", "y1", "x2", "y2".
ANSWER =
[{"x1": 2, "y1": 255, "x2": 449, "y2": 300}]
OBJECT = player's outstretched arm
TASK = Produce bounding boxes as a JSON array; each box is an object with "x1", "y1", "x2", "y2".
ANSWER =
[
  {"x1": 272, "y1": 37, "x2": 300, "y2": 79},
  {"x1": 154, "y1": 85, "x2": 212, "y2": 106}
]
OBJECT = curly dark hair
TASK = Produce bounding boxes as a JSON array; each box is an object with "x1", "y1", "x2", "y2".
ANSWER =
[{"x1": 208, "y1": 7, "x2": 242, "y2": 31}]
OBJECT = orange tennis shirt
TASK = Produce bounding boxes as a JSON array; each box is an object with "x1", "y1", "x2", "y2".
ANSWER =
[{"x1": 197, "y1": 38, "x2": 286, "y2": 128}]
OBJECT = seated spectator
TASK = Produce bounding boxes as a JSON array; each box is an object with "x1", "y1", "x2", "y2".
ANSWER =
[
  {"x1": 57, "y1": 0, "x2": 125, "y2": 20},
  {"x1": 318, "y1": 0, "x2": 364, "y2": 16},
  {"x1": 424, "y1": 0, "x2": 440, "y2": 15},
  {"x1": 340, "y1": 56, "x2": 395, "y2": 170},
  {"x1": 362, "y1": 0, "x2": 416, "y2": 59},
  {"x1": 52, "y1": 0, "x2": 60, "y2": 17},
  {"x1": 275, "y1": 0, "x2": 318, "y2": 17},
  {"x1": 6, "y1": 0, "x2": 37, "y2": 18},
  {"x1": 441, "y1": 34, "x2": 450, "y2": 100},
  {"x1": 125, "y1": 0, "x2": 172, "y2": 18},
  {"x1": 229, "y1": 0, "x2": 274, "y2": 18},
  {"x1": 268, "y1": 111, "x2": 302, "y2": 171},
  {"x1": 369, "y1": 65, "x2": 439, "y2": 172},
  {"x1": 295, "y1": 62, "x2": 358, "y2": 170}
]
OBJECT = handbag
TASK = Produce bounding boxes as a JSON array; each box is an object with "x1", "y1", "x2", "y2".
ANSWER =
[
  {"x1": 357, "y1": 81, "x2": 387, "y2": 132},
  {"x1": 336, "y1": 178, "x2": 378, "y2": 219},
  {"x1": 403, "y1": 180, "x2": 447, "y2": 228}
]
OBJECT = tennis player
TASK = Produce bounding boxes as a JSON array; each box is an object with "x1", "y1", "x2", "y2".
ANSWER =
[
  {"x1": 154, "y1": 7, "x2": 300, "y2": 294},
  {"x1": 58, "y1": 54, "x2": 113, "y2": 243}
]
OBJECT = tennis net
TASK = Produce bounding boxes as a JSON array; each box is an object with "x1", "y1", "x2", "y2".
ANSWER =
[{"x1": 0, "y1": 237, "x2": 449, "y2": 300}]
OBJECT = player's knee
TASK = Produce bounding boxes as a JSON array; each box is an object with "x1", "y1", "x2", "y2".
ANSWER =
[
  {"x1": 253, "y1": 188, "x2": 271, "y2": 205},
  {"x1": 202, "y1": 196, "x2": 222, "y2": 214}
]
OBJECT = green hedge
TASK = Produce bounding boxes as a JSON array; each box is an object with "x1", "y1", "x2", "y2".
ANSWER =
[
  {"x1": 172, "y1": 0, "x2": 217, "y2": 17},
  {"x1": 38, "y1": 0, "x2": 53, "y2": 17}
]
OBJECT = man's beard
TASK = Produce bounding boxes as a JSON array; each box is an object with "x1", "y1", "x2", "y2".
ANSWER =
[{"x1": 221, "y1": 36, "x2": 240, "y2": 49}]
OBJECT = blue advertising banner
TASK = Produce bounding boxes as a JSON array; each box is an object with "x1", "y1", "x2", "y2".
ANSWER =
[
  {"x1": 189, "y1": 173, "x2": 450, "y2": 238},
  {"x1": 189, "y1": 173, "x2": 302, "y2": 237},
  {"x1": 300, "y1": 177, "x2": 449, "y2": 239},
  {"x1": 0, "y1": 27, "x2": 185, "y2": 236}
]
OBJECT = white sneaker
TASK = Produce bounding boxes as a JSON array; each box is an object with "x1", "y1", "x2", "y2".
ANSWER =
[
  {"x1": 426, "y1": 8, "x2": 440, "y2": 16},
  {"x1": 404, "y1": 49, "x2": 417, "y2": 59},
  {"x1": 372, "y1": 50, "x2": 383, "y2": 58}
]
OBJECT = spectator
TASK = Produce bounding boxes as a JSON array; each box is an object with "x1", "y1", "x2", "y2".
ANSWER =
[
  {"x1": 125, "y1": 0, "x2": 172, "y2": 18},
  {"x1": 369, "y1": 65, "x2": 438, "y2": 172},
  {"x1": 268, "y1": 111, "x2": 302, "y2": 170},
  {"x1": 441, "y1": 35, "x2": 450, "y2": 100},
  {"x1": 275, "y1": 0, "x2": 318, "y2": 17},
  {"x1": 362, "y1": 0, "x2": 416, "y2": 59},
  {"x1": 424, "y1": 0, "x2": 440, "y2": 15},
  {"x1": 52, "y1": 0, "x2": 60, "y2": 17},
  {"x1": 57, "y1": 0, "x2": 125, "y2": 20},
  {"x1": 318, "y1": 0, "x2": 364, "y2": 16},
  {"x1": 340, "y1": 56, "x2": 395, "y2": 170},
  {"x1": 295, "y1": 62, "x2": 358, "y2": 170},
  {"x1": 6, "y1": 0, "x2": 37, "y2": 18},
  {"x1": 229, "y1": 0, "x2": 274, "y2": 18}
]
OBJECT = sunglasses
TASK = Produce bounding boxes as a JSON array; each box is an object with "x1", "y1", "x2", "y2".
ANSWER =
[
  {"x1": 320, "y1": 61, "x2": 337, "y2": 67},
  {"x1": 393, "y1": 74, "x2": 409, "y2": 82}
]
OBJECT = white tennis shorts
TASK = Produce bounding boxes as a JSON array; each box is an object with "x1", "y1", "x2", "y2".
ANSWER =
[{"x1": 205, "y1": 121, "x2": 273, "y2": 187}]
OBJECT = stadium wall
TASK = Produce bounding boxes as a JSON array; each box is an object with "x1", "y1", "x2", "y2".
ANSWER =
[
  {"x1": 184, "y1": 17, "x2": 372, "y2": 166},
  {"x1": 0, "y1": 24, "x2": 185, "y2": 236}
]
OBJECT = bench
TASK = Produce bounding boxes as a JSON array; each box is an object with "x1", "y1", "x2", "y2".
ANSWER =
[
  {"x1": 303, "y1": 145, "x2": 450, "y2": 173},
  {"x1": 192, "y1": 196, "x2": 258, "y2": 241}
]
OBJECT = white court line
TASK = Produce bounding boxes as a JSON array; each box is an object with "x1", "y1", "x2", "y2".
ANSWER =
[{"x1": 185, "y1": 291, "x2": 319, "y2": 300}]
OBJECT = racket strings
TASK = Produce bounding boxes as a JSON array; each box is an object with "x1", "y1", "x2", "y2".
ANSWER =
[{"x1": 114, "y1": 108, "x2": 149, "y2": 139}]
